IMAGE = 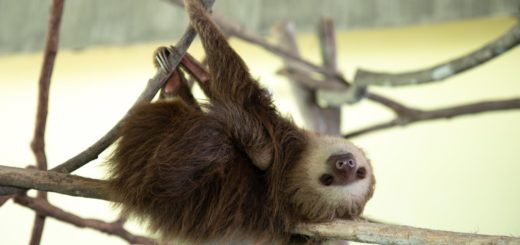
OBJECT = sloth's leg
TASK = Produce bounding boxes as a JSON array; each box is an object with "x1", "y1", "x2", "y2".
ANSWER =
[{"x1": 184, "y1": 0, "x2": 278, "y2": 170}]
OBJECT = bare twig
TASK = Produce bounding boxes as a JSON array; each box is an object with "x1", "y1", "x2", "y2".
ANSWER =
[
  {"x1": 0, "y1": 165, "x2": 108, "y2": 200},
  {"x1": 294, "y1": 220, "x2": 520, "y2": 245},
  {"x1": 14, "y1": 195, "x2": 155, "y2": 245},
  {"x1": 276, "y1": 69, "x2": 410, "y2": 112},
  {"x1": 29, "y1": 0, "x2": 65, "y2": 243},
  {"x1": 345, "y1": 98, "x2": 520, "y2": 138},
  {"x1": 354, "y1": 22, "x2": 520, "y2": 87},
  {"x1": 365, "y1": 92, "x2": 421, "y2": 117}
]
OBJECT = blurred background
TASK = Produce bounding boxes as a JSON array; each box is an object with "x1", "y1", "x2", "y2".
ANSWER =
[{"x1": 1, "y1": 0, "x2": 519, "y2": 244}]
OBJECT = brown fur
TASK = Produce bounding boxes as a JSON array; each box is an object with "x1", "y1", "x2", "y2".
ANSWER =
[{"x1": 106, "y1": 0, "x2": 374, "y2": 244}]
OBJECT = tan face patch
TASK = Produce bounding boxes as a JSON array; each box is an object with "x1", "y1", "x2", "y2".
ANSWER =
[{"x1": 286, "y1": 132, "x2": 375, "y2": 221}]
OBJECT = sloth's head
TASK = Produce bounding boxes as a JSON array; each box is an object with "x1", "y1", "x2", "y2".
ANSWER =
[{"x1": 286, "y1": 132, "x2": 375, "y2": 221}]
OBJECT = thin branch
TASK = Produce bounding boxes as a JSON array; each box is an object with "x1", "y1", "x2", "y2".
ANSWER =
[
  {"x1": 0, "y1": 165, "x2": 108, "y2": 200},
  {"x1": 294, "y1": 220, "x2": 520, "y2": 245},
  {"x1": 14, "y1": 195, "x2": 155, "y2": 245},
  {"x1": 365, "y1": 92, "x2": 421, "y2": 117},
  {"x1": 30, "y1": 0, "x2": 65, "y2": 243},
  {"x1": 345, "y1": 98, "x2": 520, "y2": 138},
  {"x1": 354, "y1": 22, "x2": 520, "y2": 87},
  {"x1": 276, "y1": 69, "x2": 406, "y2": 112},
  {"x1": 1, "y1": 166, "x2": 518, "y2": 244},
  {"x1": 277, "y1": 68, "x2": 345, "y2": 90}
]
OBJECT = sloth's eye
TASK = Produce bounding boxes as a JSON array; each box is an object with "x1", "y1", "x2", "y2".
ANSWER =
[
  {"x1": 320, "y1": 174, "x2": 334, "y2": 186},
  {"x1": 356, "y1": 167, "x2": 366, "y2": 179}
]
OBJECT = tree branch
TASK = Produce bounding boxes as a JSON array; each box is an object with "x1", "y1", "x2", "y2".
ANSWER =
[
  {"x1": 14, "y1": 195, "x2": 155, "y2": 245},
  {"x1": 345, "y1": 98, "x2": 520, "y2": 138},
  {"x1": 354, "y1": 22, "x2": 520, "y2": 87},
  {"x1": 1, "y1": 165, "x2": 519, "y2": 244},
  {"x1": 0, "y1": 165, "x2": 108, "y2": 200},
  {"x1": 294, "y1": 220, "x2": 520, "y2": 244}
]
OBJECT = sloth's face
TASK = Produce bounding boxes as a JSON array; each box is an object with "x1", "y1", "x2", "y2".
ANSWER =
[{"x1": 286, "y1": 132, "x2": 375, "y2": 221}]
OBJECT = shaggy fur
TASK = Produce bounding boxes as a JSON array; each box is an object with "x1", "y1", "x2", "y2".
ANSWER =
[{"x1": 106, "y1": 0, "x2": 375, "y2": 244}]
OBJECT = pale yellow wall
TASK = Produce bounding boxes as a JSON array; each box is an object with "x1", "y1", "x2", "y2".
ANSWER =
[{"x1": 0, "y1": 16, "x2": 519, "y2": 244}]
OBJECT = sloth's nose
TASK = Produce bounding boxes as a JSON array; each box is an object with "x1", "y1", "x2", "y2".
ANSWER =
[{"x1": 335, "y1": 158, "x2": 356, "y2": 170}]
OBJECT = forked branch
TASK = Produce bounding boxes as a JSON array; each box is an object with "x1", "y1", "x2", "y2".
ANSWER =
[
  {"x1": 14, "y1": 195, "x2": 155, "y2": 245},
  {"x1": 29, "y1": 0, "x2": 65, "y2": 243},
  {"x1": 345, "y1": 97, "x2": 520, "y2": 138}
]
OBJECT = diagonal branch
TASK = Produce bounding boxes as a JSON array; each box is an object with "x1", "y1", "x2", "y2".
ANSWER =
[
  {"x1": 1, "y1": 165, "x2": 519, "y2": 244},
  {"x1": 14, "y1": 195, "x2": 155, "y2": 245},
  {"x1": 354, "y1": 22, "x2": 520, "y2": 87},
  {"x1": 345, "y1": 98, "x2": 520, "y2": 138},
  {"x1": 51, "y1": 0, "x2": 216, "y2": 175},
  {"x1": 365, "y1": 92, "x2": 422, "y2": 117}
]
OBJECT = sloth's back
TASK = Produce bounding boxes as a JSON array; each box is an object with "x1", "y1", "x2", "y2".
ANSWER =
[{"x1": 106, "y1": 99, "x2": 284, "y2": 242}]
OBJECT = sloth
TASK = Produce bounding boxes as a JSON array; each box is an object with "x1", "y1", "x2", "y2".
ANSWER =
[{"x1": 106, "y1": 0, "x2": 375, "y2": 244}]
